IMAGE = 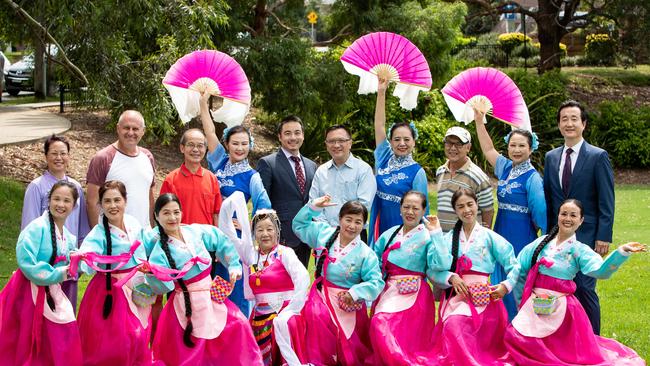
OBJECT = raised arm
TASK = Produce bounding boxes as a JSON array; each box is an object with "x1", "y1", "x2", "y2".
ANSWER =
[
  {"x1": 199, "y1": 92, "x2": 222, "y2": 153},
  {"x1": 218, "y1": 192, "x2": 256, "y2": 265},
  {"x1": 374, "y1": 78, "x2": 389, "y2": 146},
  {"x1": 474, "y1": 110, "x2": 499, "y2": 167}
]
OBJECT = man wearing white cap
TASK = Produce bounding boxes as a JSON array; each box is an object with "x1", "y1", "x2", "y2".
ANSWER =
[{"x1": 435, "y1": 126, "x2": 494, "y2": 232}]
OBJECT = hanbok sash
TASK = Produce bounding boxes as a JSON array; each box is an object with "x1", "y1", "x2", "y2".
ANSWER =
[
  {"x1": 68, "y1": 240, "x2": 142, "y2": 277},
  {"x1": 172, "y1": 269, "x2": 228, "y2": 340},
  {"x1": 114, "y1": 271, "x2": 152, "y2": 328}
]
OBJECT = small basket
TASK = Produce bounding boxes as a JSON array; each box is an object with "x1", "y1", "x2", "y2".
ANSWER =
[
  {"x1": 132, "y1": 282, "x2": 157, "y2": 307},
  {"x1": 533, "y1": 295, "x2": 558, "y2": 315},
  {"x1": 467, "y1": 282, "x2": 491, "y2": 307},
  {"x1": 336, "y1": 292, "x2": 363, "y2": 312},
  {"x1": 210, "y1": 276, "x2": 233, "y2": 304},
  {"x1": 395, "y1": 276, "x2": 420, "y2": 295}
]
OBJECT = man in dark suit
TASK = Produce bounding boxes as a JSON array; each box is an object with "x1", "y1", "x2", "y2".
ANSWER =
[
  {"x1": 543, "y1": 100, "x2": 615, "y2": 335},
  {"x1": 257, "y1": 115, "x2": 316, "y2": 267}
]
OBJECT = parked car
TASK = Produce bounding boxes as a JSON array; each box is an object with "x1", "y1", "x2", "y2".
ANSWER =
[
  {"x1": 1, "y1": 51, "x2": 10, "y2": 75},
  {"x1": 4, "y1": 54, "x2": 35, "y2": 96},
  {"x1": 4, "y1": 45, "x2": 58, "y2": 96}
]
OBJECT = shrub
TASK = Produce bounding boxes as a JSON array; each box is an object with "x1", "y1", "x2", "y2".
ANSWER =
[
  {"x1": 586, "y1": 98, "x2": 650, "y2": 168},
  {"x1": 497, "y1": 32, "x2": 532, "y2": 54},
  {"x1": 562, "y1": 56, "x2": 581, "y2": 67},
  {"x1": 512, "y1": 42, "x2": 539, "y2": 58},
  {"x1": 584, "y1": 33, "x2": 617, "y2": 66}
]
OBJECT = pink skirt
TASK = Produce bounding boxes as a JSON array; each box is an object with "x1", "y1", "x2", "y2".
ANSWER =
[
  {"x1": 505, "y1": 275, "x2": 645, "y2": 366},
  {"x1": 77, "y1": 273, "x2": 152, "y2": 365},
  {"x1": 370, "y1": 271, "x2": 437, "y2": 365},
  {"x1": 301, "y1": 282, "x2": 374, "y2": 366},
  {"x1": 0, "y1": 270, "x2": 82, "y2": 366},
  {"x1": 433, "y1": 294, "x2": 514, "y2": 365},
  {"x1": 151, "y1": 271, "x2": 263, "y2": 366}
]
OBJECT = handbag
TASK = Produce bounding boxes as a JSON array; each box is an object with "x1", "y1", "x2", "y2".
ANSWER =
[
  {"x1": 533, "y1": 294, "x2": 559, "y2": 315},
  {"x1": 336, "y1": 291, "x2": 363, "y2": 312},
  {"x1": 395, "y1": 276, "x2": 420, "y2": 295},
  {"x1": 210, "y1": 275, "x2": 233, "y2": 304},
  {"x1": 131, "y1": 277, "x2": 157, "y2": 307},
  {"x1": 467, "y1": 282, "x2": 491, "y2": 307}
]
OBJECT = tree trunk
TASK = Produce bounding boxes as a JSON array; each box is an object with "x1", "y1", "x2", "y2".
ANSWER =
[
  {"x1": 33, "y1": 39, "x2": 46, "y2": 99},
  {"x1": 536, "y1": 0, "x2": 567, "y2": 74},
  {"x1": 252, "y1": 0, "x2": 267, "y2": 37}
]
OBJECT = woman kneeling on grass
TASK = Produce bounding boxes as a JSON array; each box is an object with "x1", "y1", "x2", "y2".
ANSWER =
[{"x1": 505, "y1": 198, "x2": 646, "y2": 366}]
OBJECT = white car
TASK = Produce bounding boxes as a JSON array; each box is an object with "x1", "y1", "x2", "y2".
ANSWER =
[{"x1": 1, "y1": 51, "x2": 10, "y2": 76}]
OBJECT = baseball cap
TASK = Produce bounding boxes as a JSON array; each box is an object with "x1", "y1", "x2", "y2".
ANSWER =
[{"x1": 444, "y1": 126, "x2": 471, "y2": 144}]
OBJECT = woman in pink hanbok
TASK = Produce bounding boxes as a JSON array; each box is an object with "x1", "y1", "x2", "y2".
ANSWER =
[{"x1": 505, "y1": 199, "x2": 646, "y2": 366}]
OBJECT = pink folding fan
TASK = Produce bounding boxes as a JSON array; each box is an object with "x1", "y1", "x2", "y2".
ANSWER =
[
  {"x1": 340, "y1": 32, "x2": 432, "y2": 110},
  {"x1": 163, "y1": 50, "x2": 251, "y2": 127},
  {"x1": 441, "y1": 67, "x2": 531, "y2": 130}
]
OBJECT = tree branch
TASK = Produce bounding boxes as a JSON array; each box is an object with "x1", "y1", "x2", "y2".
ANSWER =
[
  {"x1": 312, "y1": 24, "x2": 352, "y2": 47},
  {"x1": 3, "y1": 0, "x2": 88, "y2": 86}
]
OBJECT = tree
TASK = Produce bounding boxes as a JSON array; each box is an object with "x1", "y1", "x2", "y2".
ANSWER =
[{"x1": 458, "y1": 1, "x2": 618, "y2": 73}]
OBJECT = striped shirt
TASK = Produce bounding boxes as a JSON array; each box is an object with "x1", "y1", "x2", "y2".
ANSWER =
[{"x1": 436, "y1": 159, "x2": 494, "y2": 232}]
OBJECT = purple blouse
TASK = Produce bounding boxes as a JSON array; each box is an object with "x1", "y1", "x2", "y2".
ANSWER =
[{"x1": 21, "y1": 171, "x2": 90, "y2": 245}]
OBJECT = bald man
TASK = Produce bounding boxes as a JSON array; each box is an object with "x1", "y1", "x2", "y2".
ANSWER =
[{"x1": 86, "y1": 110, "x2": 156, "y2": 227}]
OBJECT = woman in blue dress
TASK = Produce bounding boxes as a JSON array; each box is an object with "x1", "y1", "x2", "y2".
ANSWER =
[
  {"x1": 199, "y1": 92, "x2": 272, "y2": 315},
  {"x1": 473, "y1": 109, "x2": 547, "y2": 319},
  {"x1": 370, "y1": 77, "x2": 428, "y2": 247}
]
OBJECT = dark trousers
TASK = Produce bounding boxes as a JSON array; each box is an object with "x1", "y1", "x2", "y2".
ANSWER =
[
  {"x1": 574, "y1": 271, "x2": 601, "y2": 335},
  {"x1": 292, "y1": 242, "x2": 313, "y2": 269}
]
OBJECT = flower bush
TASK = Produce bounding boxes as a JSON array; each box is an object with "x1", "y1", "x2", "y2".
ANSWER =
[
  {"x1": 497, "y1": 32, "x2": 532, "y2": 54},
  {"x1": 584, "y1": 33, "x2": 617, "y2": 66}
]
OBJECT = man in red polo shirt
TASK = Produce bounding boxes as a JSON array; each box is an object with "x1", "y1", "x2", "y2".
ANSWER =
[{"x1": 160, "y1": 128, "x2": 222, "y2": 224}]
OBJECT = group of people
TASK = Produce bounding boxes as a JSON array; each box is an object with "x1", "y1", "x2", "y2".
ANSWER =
[{"x1": 0, "y1": 80, "x2": 646, "y2": 366}]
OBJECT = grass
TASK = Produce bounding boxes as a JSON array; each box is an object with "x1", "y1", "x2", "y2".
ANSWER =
[
  {"x1": 0, "y1": 95, "x2": 61, "y2": 106},
  {"x1": 563, "y1": 65, "x2": 650, "y2": 87},
  {"x1": 1, "y1": 178, "x2": 648, "y2": 359}
]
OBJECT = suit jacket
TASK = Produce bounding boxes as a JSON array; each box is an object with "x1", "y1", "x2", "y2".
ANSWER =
[
  {"x1": 257, "y1": 149, "x2": 316, "y2": 247},
  {"x1": 543, "y1": 141, "x2": 615, "y2": 247}
]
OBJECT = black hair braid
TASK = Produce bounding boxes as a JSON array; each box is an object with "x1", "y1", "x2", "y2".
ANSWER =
[
  {"x1": 445, "y1": 220, "x2": 464, "y2": 298},
  {"x1": 315, "y1": 227, "x2": 340, "y2": 291},
  {"x1": 102, "y1": 215, "x2": 113, "y2": 319},
  {"x1": 380, "y1": 225, "x2": 403, "y2": 279},
  {"x1": 530, "y1": 225, "x2": 559, "y2": 268},
  {"x1": 46, "y1": 211, "x2": 57, "y2": 311},
  {"x1": 158, "y1": 224, "x2": 195, "y2": 348}
]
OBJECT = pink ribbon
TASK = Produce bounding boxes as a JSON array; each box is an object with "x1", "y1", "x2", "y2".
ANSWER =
[
  {"x1": 519, "y1": 257, "x2": 554, "y2": 308},
  {"x1": 68, "y1": 240, "x2": 142, "y2": 278},
  {"x1": 456, "y1": 255, "x2": 473, "y2": 275},
  {"x1": 381, "y1": 241, "x2": 401, "y2": 275},
  {"x1": 146, "y1": 256, "x2": 211, "y2": 282}
]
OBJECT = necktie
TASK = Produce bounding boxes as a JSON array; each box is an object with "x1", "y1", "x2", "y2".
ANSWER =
[
  {"x1": 562, "y1": 148, "x2": 573, "y2": 197},
  {"x1": 290, "y1": 155, "x2": 306, "y2": 195}
]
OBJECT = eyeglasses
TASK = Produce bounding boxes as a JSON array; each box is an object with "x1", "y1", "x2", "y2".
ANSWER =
[
  {"x1": 325, "y1": 138, "x2": 351, "y2": 146},
  {"x1": 184, "y1": 143, "x2": 206, "y2": 150},
  {"x1": 443, "y1": 140, "x2": 467, "y2": 149}
]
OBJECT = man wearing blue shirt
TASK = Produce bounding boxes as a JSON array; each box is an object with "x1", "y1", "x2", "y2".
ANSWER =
[{"x1": 309, "y1": 125, "x2": 377, "y2": 242}]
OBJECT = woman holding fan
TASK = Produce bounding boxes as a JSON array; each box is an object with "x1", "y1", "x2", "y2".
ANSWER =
[
  {"x1": 293, "y1": 196, "x2": 384, "y2": 366},
  {"x1": 473, "y1": 109, "x2": 547, "y2": 319},
  {"x1": 75, "y1": 180, "x2": 152, "y2": 365},
  {"x1": 199, "y1": 91, "x2": 271, "y2": 316},
  {"x1": 144, "y1": 193, "x2": 262, "y2": 365},
  {"x1": 505, "y1": 199, "x2": 645, "y2": 365},
  {"x1": 370, "y1": 78, "x2": 428, "y2": 247}
]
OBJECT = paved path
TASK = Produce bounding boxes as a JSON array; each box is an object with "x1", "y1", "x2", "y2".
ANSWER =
[{"x1": 0, "y1": 104, "x2": 70, "y2": 145}]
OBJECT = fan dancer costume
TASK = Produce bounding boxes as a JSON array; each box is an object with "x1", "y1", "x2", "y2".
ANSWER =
[
  {"x1": 144, "y1": 224, "x2": 262, "y2": 366},
  {"x1": 219, "y1": 192, "x2": 308, "y2": 366},
  {"x1": 370, "y1": 223, "x2": 451, "y2": 366},
  {"x1": 292, "y1": 204, "x2": 384, "y2": 366},
  {"x1": 431, "y1": 224, "x2": 520, "y2": 366},
  {"x1": 0, "y1": 212, "x2": 82, "y2": 366},
  {"x1": 505, "y1": 235, "x2": 645, "y2": 365},
  {"x1": 75, "y1": 213, "x2": 152, "y2": 366}
]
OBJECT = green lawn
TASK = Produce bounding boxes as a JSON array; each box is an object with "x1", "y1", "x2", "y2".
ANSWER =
[{"x1": 1, "y1": 177, "x2": 648, "y2": 359}]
